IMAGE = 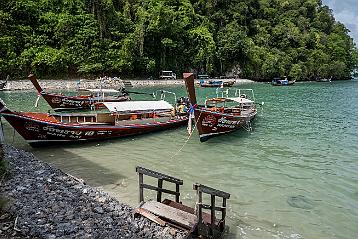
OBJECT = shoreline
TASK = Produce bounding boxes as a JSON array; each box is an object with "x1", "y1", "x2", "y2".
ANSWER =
[
  {"x1": 0, "y1": 144, "x2": 185, "y2": 239},
  {"x1": 3, "y1": 78, "x2": 255, "y2": 91}
]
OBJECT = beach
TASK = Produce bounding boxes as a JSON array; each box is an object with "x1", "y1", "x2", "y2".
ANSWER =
[{"x1": 3, "y1": 78, "x2": 254, "y2": 91}]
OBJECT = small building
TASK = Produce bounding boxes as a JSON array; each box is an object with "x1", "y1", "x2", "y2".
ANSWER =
[{"x1": 159, "y1": 71, "x2": 176, "y2": 80}]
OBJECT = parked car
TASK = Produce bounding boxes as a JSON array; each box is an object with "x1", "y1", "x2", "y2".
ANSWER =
[{"x1": 159, "y1": 70, "x2": 176, "y2": 80}]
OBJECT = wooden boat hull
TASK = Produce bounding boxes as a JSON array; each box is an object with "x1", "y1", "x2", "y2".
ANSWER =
[
  {"x1": 28, "y1": 74, "x2": 129, "y2": 110},
  {"x1": 316, "y1": 79, "x2": 331, "y2": 82},
  {"x1": 39, "y1": 92, "x2": 129, "y2": 110},
  {"x1": 271, "y1": 80, "x2": 296, "y2": 86},
  {"x1": 199, "y1": 81, "x2": 235, "y2": 87},
  {"x1": 193, "y1": 109, "x2": 255, "y2": 142},
  {"x1": 1, "y1": 110, "x2": 188, "y2": 146},
  {"x1": 184, "y1": 73, "x2": 256, "y2": 141}
]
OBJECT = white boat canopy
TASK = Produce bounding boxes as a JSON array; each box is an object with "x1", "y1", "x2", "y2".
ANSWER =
[
  {"x1": 79, "y1": 89, "x2": 120, "y2": 93},
  {"x1": 227, "y1": 97, "x2": 254, "y2": 104},
  {"x1": 103, "y1": 100, "x2": 173, "y2": 113}
]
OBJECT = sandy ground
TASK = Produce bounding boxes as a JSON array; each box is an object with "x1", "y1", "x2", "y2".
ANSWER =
[{"x1": 3, "y1": 78, "x2": 255, "y2": 91}]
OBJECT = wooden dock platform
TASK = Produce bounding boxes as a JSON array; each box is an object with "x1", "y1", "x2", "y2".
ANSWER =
[{"x1": 134, "y1": 166, "x2": 230, "y2": 238}]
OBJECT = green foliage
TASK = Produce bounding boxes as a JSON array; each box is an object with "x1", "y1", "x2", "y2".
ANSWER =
[{"x1": 0, "y1": 0, "x2": 356, "y2": 80}]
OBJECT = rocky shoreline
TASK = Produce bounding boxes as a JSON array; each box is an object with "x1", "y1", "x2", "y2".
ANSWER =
[
  {"x1": 0, "y1": 144, "x2": 186, "y2": 239},
  {"x1": 3, "y1": 78, "x2": 254, "y2": 91}
]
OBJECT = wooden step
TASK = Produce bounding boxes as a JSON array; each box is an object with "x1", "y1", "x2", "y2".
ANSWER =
[{"x1": 139, "y1": 200, "x2": 197, "y2": 229}]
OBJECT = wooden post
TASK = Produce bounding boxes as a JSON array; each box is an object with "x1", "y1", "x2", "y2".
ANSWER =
[
  {"x1": 222, "y1": 198, "x2": 227, "y2": 229},
  {"x1": 157, "y1": 179, "x2": 163, "y2": 202},
  {"x1": 197, "y1": 191, "x2": 202, "y2": 224},
  {"x1": 136, "y1": 166, "x2": 183, "y2": 203},
  {"x1": 211, "y1": 195, "x2": 216, "y2": 235},
  {"x1": 139, "y1": 173, "x2": 144, "y2": 202},
  {"x1": 175, "y1": 184, "x2": 180, "y2": 202}
]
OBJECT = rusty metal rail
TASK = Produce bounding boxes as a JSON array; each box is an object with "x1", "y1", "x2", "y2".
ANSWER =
[
  {"x1": 136, "y1": 166, "x2": 183, "y2": 203},
  {"x1": 135, "y1": 166, "x2": 230, "y2": 238}
]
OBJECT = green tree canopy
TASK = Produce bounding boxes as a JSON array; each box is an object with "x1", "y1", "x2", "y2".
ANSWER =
[{"x1": 0, "y1": 0, "x2": 357, "y2": 80}]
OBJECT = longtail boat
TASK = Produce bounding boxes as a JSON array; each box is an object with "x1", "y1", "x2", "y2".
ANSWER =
[
  {"x1": 199, "y1": 79, "x2": 235, "y2": 87},
  {"x1": 0, "y1": 99, "x2": 188, "y2": 146},
  {"x1": 184, "y1": 73, "x2": 257, "y2": 142},
  {"x1": 271, "y1": 77, "x2": 296, "y2": 86},
  {"x1": 29, "y1": 74, "x2": 130, "y2": 111}
]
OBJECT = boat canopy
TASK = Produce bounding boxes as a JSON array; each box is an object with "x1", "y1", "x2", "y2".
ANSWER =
[
  {"x1": 79, "y1": 89, "x2": 120, "y2": 93},
  {"x1": 103, "y1": 100, "x2": 173, "y2": 113},
  {"x1": 206, "y1": 97, "x2": 253, "y2": 104},
  {"x1": 227, "y1": 97, "x2": 254, "y2": 104}
]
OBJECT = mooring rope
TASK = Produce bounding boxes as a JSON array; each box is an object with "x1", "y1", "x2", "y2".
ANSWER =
[
  {"x1": 0, "y1": 116, "x2": 4, "y2": 143},
  {"x1": 169, "y1": 110, "x2": 203, "y2": 160},
  {"x1": 12, "y1": 127, "x2": 15, "y2": 144}
]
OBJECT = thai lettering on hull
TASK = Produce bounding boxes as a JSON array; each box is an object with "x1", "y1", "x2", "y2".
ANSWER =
[
  {"x1": 51, "y1": 97, "x2": 62, "y2": 104},
  {"x1": 24, "y1": 122, "x2": 40, "y2": 132},
  {"x1": 202, "y1": 115, "x2": 217, "y2": 127},
  {"x1": 42, "y1": 126, "x2": 83, "y2": 139},
  {"x1": 217, "y1": 117, "x2": 242, "y2": 129},
  {"x1": 61, "y1": 98, "x2": 85, "y2": 107}
]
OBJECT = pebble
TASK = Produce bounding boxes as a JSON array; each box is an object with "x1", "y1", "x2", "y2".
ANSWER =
[{"x1": 0, "y1": 144, "x2": 187, "y2": 239}]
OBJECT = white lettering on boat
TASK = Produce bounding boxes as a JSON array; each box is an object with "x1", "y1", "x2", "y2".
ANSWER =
[
  {"x1": 42, "y1": 126, "x2": 83, "y2": 138},
  {"x1": 24, "y1": 122, "x2": 40, "y2": 132},
  {"x1": 201, "y1": 115, "x2": 217, "y2": 127},
  {"x1": 61, "y1": 98, "x2": 85, "y2": 107},
  {"x1": 217, "y1": 117, "x2": 242, "y2": 128},
  {"x1": 97, "y1": 130, "x2": 113, "y2": 135}
]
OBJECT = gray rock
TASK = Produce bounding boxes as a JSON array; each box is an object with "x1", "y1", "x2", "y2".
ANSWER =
[{"x1": 0, "y1": 145, "x2": 187, "y2": 239}]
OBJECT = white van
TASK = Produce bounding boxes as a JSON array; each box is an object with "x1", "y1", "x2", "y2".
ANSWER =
[{"x1": 159, "y1": 70, "x2": 176, "y2": 80}]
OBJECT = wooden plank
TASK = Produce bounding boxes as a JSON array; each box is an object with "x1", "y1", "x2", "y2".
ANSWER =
[
  {"x1": 193, "y1": 183, "x2": 230, "y2": 199},
  {"x1": 141, "y1": 183, "x2": 180, "y2": 197},
  {"x1": 134, "y1": 207, "x2": 166, "y2": 226},
  {"x1": 162, "y1": 199, "x2": 212, "y2": 225},
  {"x1": 136, "y1": 166, "x2": 183, "y2": 185},
  {"x1": 140, "y1": 200, "x2": 197, "y2": 229}
]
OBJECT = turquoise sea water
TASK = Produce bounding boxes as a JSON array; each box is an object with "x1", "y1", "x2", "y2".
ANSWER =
[{"x1": 1, "y1": 80, "x2": 357, "y2": 239}]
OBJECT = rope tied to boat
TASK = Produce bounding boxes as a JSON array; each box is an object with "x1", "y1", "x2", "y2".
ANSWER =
[{"x1": 169, "y1": 108, "x2": 202, "y2": 160}]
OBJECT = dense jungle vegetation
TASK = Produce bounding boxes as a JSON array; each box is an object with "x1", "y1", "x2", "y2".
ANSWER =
[{"x1": 0, "y1": 0, "x2": 357, "y2": 80}]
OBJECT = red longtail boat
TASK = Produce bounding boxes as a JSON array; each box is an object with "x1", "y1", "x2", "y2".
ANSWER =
[
  {"x1": 184, "y1": 73, "x2": 257, "y2": 142},
  {"x1": 0, "y1": 99, "x2": 187, "y2": 146},
  {"x1": 29, "y1": 74, "x2": 130, "y2": 111}
]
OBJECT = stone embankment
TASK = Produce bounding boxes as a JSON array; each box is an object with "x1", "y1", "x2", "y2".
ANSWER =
[
  {"x1": 4, "y1": 78, "x2": 254, "y2": 91},
  {"x1": 0, "y1": 145, "x2": 186, "y2": 239}
]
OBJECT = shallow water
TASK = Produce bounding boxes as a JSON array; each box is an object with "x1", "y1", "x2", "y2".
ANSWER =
[{"x1": 1, "y1": 80, "x2": 357, "y2": 239}]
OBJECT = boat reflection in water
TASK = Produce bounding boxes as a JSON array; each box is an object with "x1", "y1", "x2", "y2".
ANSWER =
[
  {"x1": 184, "y1": 73, "x2": 258, "y2": 142},
  {"x1": 0, "y1": 98, "x2": 188, "y2": 147}
]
